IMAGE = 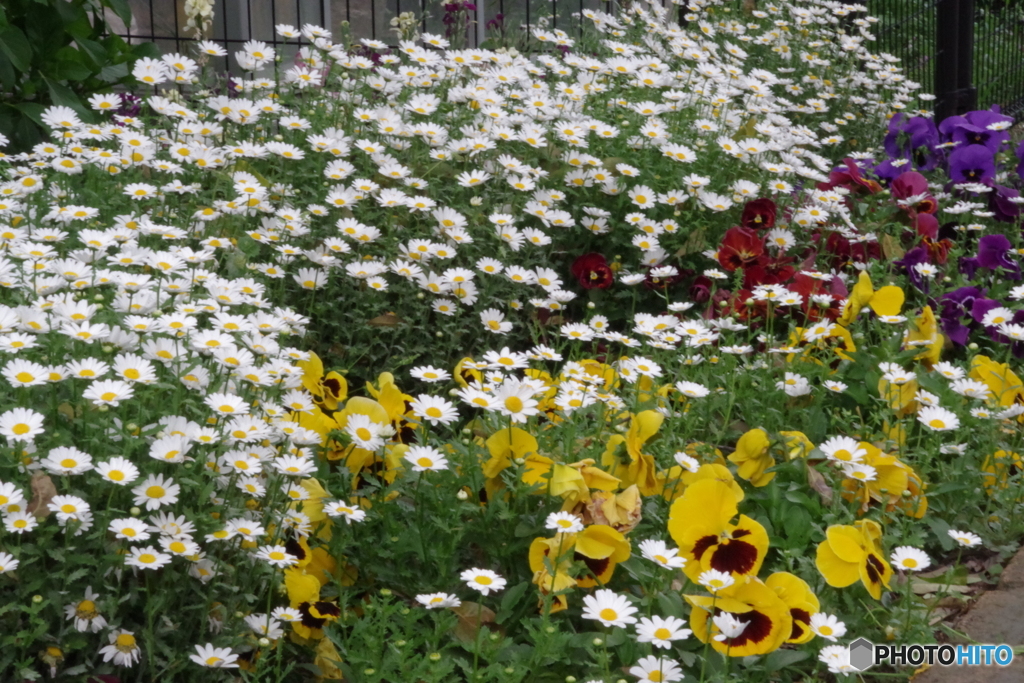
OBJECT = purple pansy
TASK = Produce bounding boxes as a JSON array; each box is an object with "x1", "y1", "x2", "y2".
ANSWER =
[{"x1": 948, "y1": 145, "x2": 996, "y2": 184}]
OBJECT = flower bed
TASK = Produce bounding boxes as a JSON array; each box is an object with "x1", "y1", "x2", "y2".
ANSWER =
[{"x1": 0, "y1": 1, "x2": 1022, "y2": 681}]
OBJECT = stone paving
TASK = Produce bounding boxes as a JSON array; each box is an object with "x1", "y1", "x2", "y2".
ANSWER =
[{"x1": 913, "y1": 549, "x2": 1024, "y2": 682}]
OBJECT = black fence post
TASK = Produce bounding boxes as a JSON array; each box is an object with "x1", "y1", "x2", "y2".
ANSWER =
[
  {"x1": 935, "y1": 0, "x2": 977, "y2": 121},
  {"x1": 935, "y1": 0, "x2": 959, "y2": 120},
  {"x1": 956, "y1": 0, "x2": 977, "y2": 113}
]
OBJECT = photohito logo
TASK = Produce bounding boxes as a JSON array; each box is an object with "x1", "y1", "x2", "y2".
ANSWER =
[{"x1": 848, "y1": 638, "x2": 1014, "y2": 671}]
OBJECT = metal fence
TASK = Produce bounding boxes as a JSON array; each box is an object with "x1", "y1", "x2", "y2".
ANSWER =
[
  {"x1": 113, "y1": 0, "x2": 1024, "y2": 119},
  {"x1": 866, "y1": 0, "x2": 1024, "y2": 118},
  {"x1": 110, "y1": 0, "x2": 623, "y2": 70}
]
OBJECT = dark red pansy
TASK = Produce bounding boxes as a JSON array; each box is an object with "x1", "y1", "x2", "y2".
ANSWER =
[
  {"x1": 818, "y1": 157, "x2": 882, "y2": 195},
  {"x1": 718, "y1": 227, "x2": 764, "y2": 272},
  {"x1": 740, "y1": 198, "x2": 777, "y2": 231},
  {"x1": 709, "y1": 539, "x2": 760, "y2": 575},
  {"x1": 284, "y1": 537, "x2": 307, "y2": 562},
  {"x1": 689, "y1": 275, "x2": 713, "y2": 303},
  {"x1": 644, "y1": 268, "x2": 684, "y2": 291},
  {"x1": 864, "y1": 555, "x2": 884, "y2": 584},
  {"x1": 743, "y1": 255, "x2": 794, "y2": 289},
  {"x1": 570, "y1": 253, "x2": 614, "y2": 289},
  {"x1": 575, "y1": 551, "x2": 610, "y2": 577},
  {"x1": 720, "y1": 609, "x2": 774, "y2": 648},
  {"x1": 790, "y1": 608, "x2": 811, "y2": 640},
  {"x1": 692, "y1": 535, "x2": 718, "y2": 561},
  {"x1": 923, "y1": 237, "x2": 954, "y2": 265},
  {"x1": 299, "y1": 603, "x2": 327, "y2": 629},
  {"x1": 913, "y1": 212, "x2": 939, "y2": 239}
]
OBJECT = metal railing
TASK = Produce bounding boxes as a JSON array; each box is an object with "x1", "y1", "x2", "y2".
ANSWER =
[
  {"x1": 111, "y1": 0, "x2": 618, "y2": 67},
  {"x1": 112, "y1": 0, "x2": 1024, "y2": 119},
  {"x1": 866, "y1": 0, "x2": 1024, "y2": 118}
]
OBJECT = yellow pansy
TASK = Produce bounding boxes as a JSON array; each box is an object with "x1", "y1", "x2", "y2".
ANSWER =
[
  {"x1": 298, "y1": 352, "x2": 348, "y2": 411},
  {"x1": 815, "y1": 520, "x2": 892, "y2": 600},
  {"x1": 903, "y1": 306, "x2": 944, "y2": 368},
  {"x1": 685, "y1": 576, "x2": 792, "y2": 656},
  {"x1": 668, "y1": 479, "x2": 768, "y2": 582},
  {"x1": 601, "y1": 410, "x2": 662, "y2": 495},
  {"x1": 728, "y1": 428, "x2": 775, "y2": 487},
  {"x1": 765, "y1": 572, "x2": 819, "y2": 644},
  {"x1": 837, "y1": 271, "x2": 904, "y2": 327}
]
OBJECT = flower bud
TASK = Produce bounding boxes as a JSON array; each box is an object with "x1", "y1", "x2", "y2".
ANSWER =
[{"x1": 456, "y1": 489, "x2": 469, "y2": 501}]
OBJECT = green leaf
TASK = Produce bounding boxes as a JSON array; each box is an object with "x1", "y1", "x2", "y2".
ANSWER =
[
  {"x1": 0, "y1": 26, "x2": 32, "y2": 72},
  {"x1": 130, "y1": 41, "x2": 161, "y2": 59},
  {"x1": 655, "y1": 590, "x2": 685, "y2": 616},
  {"x1": 103, "y1": 0, "x2": 132, "y2": 26},
  {"x1": 51, "y1": 52, "x2": 94, "y2": 82},
  {"x1": 512, "y1": 520, "x2": 535, "y2": 537},
  {"x1": 13, "y1": 102, "x2": 46, "y2": 127},
  {"x1": 72, "y1": 38, "x2": 107, "y2": 67},
  {"x1": 496, "y1": 581, "x2": 530, "y2": 623},
  {"x1": 780, "y1": 504, "x2": 812, "y2": 549},
  {"x1": 764, "y1": 649, "x2": 809, "y2": 671},
  {"x1": 0, "y1": 49, "x2": 15, "y2": 90},
  {"x1": 98, "y1": 62, "x2": 129, "y2": 83},
  {"x1": 42, "y1": 76, "x2": 93, "y2": 122}
]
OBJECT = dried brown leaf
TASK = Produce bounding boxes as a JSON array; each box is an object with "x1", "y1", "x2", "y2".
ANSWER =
[
  {"x1": 451, "y1": 602, "x2": 497, "y2": 644},
  {"x1": 806, "y1": 464, "x2": 834, "y2": 506},
  {"x1": 27, "y1": 473, "x2": 57, "y2": 519},
  {"x1": 880, "y1": 233, "x2": 905, "y2": 259},
  {"x1": 367, "y1": 313, "x2": 403, "y2": 327}
]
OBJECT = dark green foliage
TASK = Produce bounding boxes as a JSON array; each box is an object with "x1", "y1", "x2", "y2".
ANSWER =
[{"x1": 0, "y1": 0, "x2": 158, "y2": 151}]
